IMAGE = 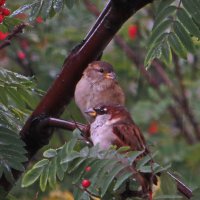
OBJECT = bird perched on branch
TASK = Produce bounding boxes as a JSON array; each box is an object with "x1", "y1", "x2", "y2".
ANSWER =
[
  {"x1": 74, "y1": 61, "x2": 125, "y2": 122},
  {"x1": 85, "y1": 104, "x2": 153, "y2": 198},
  {"x1": 85, "y1": 104, "x2": 148, "y2": 153},
  {"x1": 85, "y1": 104, "x2": 193, "y2": 200}
]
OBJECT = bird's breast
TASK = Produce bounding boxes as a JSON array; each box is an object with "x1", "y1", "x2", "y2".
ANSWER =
[{"x1": 90, "y1": 124, "x2": 116, "y2": 150}]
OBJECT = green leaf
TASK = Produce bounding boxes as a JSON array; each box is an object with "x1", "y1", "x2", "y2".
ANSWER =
[
  {"x1": 43, "y1": 149, "x2": 57, "y2": 158},
  {"x1": 71, "y1": 158, "x2": 95, "y2": 184},
  {"x1": 182, "y1": 0, "x2": 200, "y2": 25},
  {"x1": 148, "y1": 19, "x2": 172, "y2": 46},
  {"x1": 22, "y1": 167, "x2": 44, "y2": 187},
  {"x1": 17, "y1": 87, "x2": 37, "y2": 109},
  {"x1": 100, "y1": 163, "x2": 125, "y2": 197},
  {"x1": 156, "y1": 0, "x2": 175, "y2": 14},
  {"x1": 127, "y1": 151, "x2": 144, "y2": 164},
  {"x1": 30, "y1": 0, "x2": 43, "y2": 21},
  {"x1": 2, "y1": 157, "x2": 25, "y2": 171},
  {"x1": 173, "y1": 21, "x2": 195, "y2": 53},
  {"x1": 145, "y1": 40, "x2": 163, "y2": 67},
  {"x1": 136, "y1": 152, "x2": 157, "y2": 169},
  {"x1": 61, "y1": 151, "x2": 80, "y2": 163},
  {"x1": 2, "y1": 163, "x2": 15, "y2": 184},
  {"x1": 6, "y1": 87, "x2": 25, "y2": 108},
  {"x1": 154, "y1": 6, "x2": 177, "y2": 28},
  {"x1": 87, "y1": 160, "x2": 118, "y2": 195},
  {"x1": 67, "y1": 138, "x2": 78, "y2": 152},
  {"x1": 56, "y1": 152, "x2": 65, "y2": 181},
  {"x1": 33, "y1": 159, "x2": 49, "y2": 169},
  {"x1": 161, "y1": 40, "x2": 172, "y2": 66},
  {"x1": 117, "y1": 146, "x2": 130, "y2": 153},
  {"x1": 41, "y1": 0, "x2": 53, "y2": 19},
  {"x1": 168, "y1": 32, "x2": 187, "y2": 59},
  {"x1": 139, "y1": 163, "x2": 160, "y2": 173},
  {"x1": 155, "y1": 164, "x2": 171, "y2": 174},
  {"x1": 177, "y1": 8, "x2": 200, "y2": 39},
  {"x1": 53, "y1": 0, "x2": 64, "y2": 13},
  {"x1": 48, "y1": 157, "x2": 57, "y2": 188},
  {"x1": 68, "y1": 158, "x2": 86, "y2": 173},
  {"x1": 113, "y1": 171, "x2": 133, "y2": 191},
  {"x1": 73, "y1": 187, "x2": 84, "y2": 200},
  {"x1": 40, "y1": 163, "x2": 50, "y2": 192}
]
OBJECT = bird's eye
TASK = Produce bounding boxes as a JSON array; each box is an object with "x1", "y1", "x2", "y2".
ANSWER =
[
  {"x1": 94, "y1": 107, "x2": 108, "y2": 114},
  {"x1": 99, "y1": 68, "x2": 104, "y2": 73}
]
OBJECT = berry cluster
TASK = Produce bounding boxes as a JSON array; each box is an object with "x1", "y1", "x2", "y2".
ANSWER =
[{"x1": 0, "y1": 0, "x2": 11, "y2": 23}]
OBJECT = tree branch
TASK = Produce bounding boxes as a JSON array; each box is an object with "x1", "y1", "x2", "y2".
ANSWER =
[{"x1": 0, "y1": 23, "x2": 27, "y2": 50}]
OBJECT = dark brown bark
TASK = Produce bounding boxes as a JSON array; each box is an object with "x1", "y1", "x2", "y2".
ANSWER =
[{"x1": 0, "y1": 0, "x2": 153, "y2": 194}]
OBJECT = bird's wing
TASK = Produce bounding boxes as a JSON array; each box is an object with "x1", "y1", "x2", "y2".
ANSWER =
[{"x1": 113, "y1": 122, "x2": 148, "y2": 153}]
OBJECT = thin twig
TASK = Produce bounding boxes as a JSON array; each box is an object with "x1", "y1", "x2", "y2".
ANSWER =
[{"x1": 0, "y1": 23, "x2": 28, "y2": 50}]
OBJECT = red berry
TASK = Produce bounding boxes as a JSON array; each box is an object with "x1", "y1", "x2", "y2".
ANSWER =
[
  {"x1": 128, "y1": 25, "x2": 138, "y2": 40},
  {"x1": 81, "y1": 179, "x2": 91, "y2": 188},
  {"x1": 17, "y1": 51, "x2": 26, "y2": 60},
  {"x1": 36, "y1": 16, "x2": 43, "y2": 23},
  {"x1": 148, "y1": 121, "x2": 158, "y2": 135},
  {"x1": 0, "y1": 31, "x2": 8, "y2": 40},
  {"x1": 0, "y1": 0, "x2": 6, "y2": 6},
  {"x1": 0, "y1": 14, "x2": 4, "y2": 23},
  {"x1": 85, "y1": 166, "x2": 91, "y2": 172},
  {"x1": 2, "y1": 8, "x2": 10, "y2": 16}
]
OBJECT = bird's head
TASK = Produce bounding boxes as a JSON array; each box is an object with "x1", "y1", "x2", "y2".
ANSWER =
[
  {"x1": 84, "y1": 61, "x2": 116, "y2": 82},
  {"x1": 85, "y1": 105, "x2": 132, "y2": 123}
]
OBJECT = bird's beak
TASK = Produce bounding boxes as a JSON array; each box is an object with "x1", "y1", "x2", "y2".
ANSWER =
[
  {"x1": 104, "y1": 72, "x2": 116, "y2": 80},
  {"x1": 84, "y1": 108, "x2": 97, "y2": 117}
]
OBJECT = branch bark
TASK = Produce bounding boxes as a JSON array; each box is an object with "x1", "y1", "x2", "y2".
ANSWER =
[{"x1": 0, "y1": 0, "x2": 153, "y2": 194}]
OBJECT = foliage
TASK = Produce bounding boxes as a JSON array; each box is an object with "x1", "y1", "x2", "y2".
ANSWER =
[
  {"x1": 145, "y1": 0, "x2": 200, "y2": 67},
  {"x1": 0, "y1": 0, "x2": 200, "y2": 199},
  {"x1": 22, "y1": 132, "x2": 171, "y2": 199},
  {"x1": 0, "y1": 69, "x2": 42, "y2": 186},
  {"x1": 11, "y1": 0, "x2": 79, "y2": 21}
]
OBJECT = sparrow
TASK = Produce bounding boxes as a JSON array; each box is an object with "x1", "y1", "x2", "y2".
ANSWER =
[
  {"x1": 85, "y1": 105, "x2": 193, "y2": 200},
  {"x1": 85, "y1": 104, "x2": 148, "y2": 153},
  {"x1": 74, "y1": 61, "x2": 125, "y2": 122},
  {"x1": 85, "y1": 104, "x2": 153, "y2": 198}
]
